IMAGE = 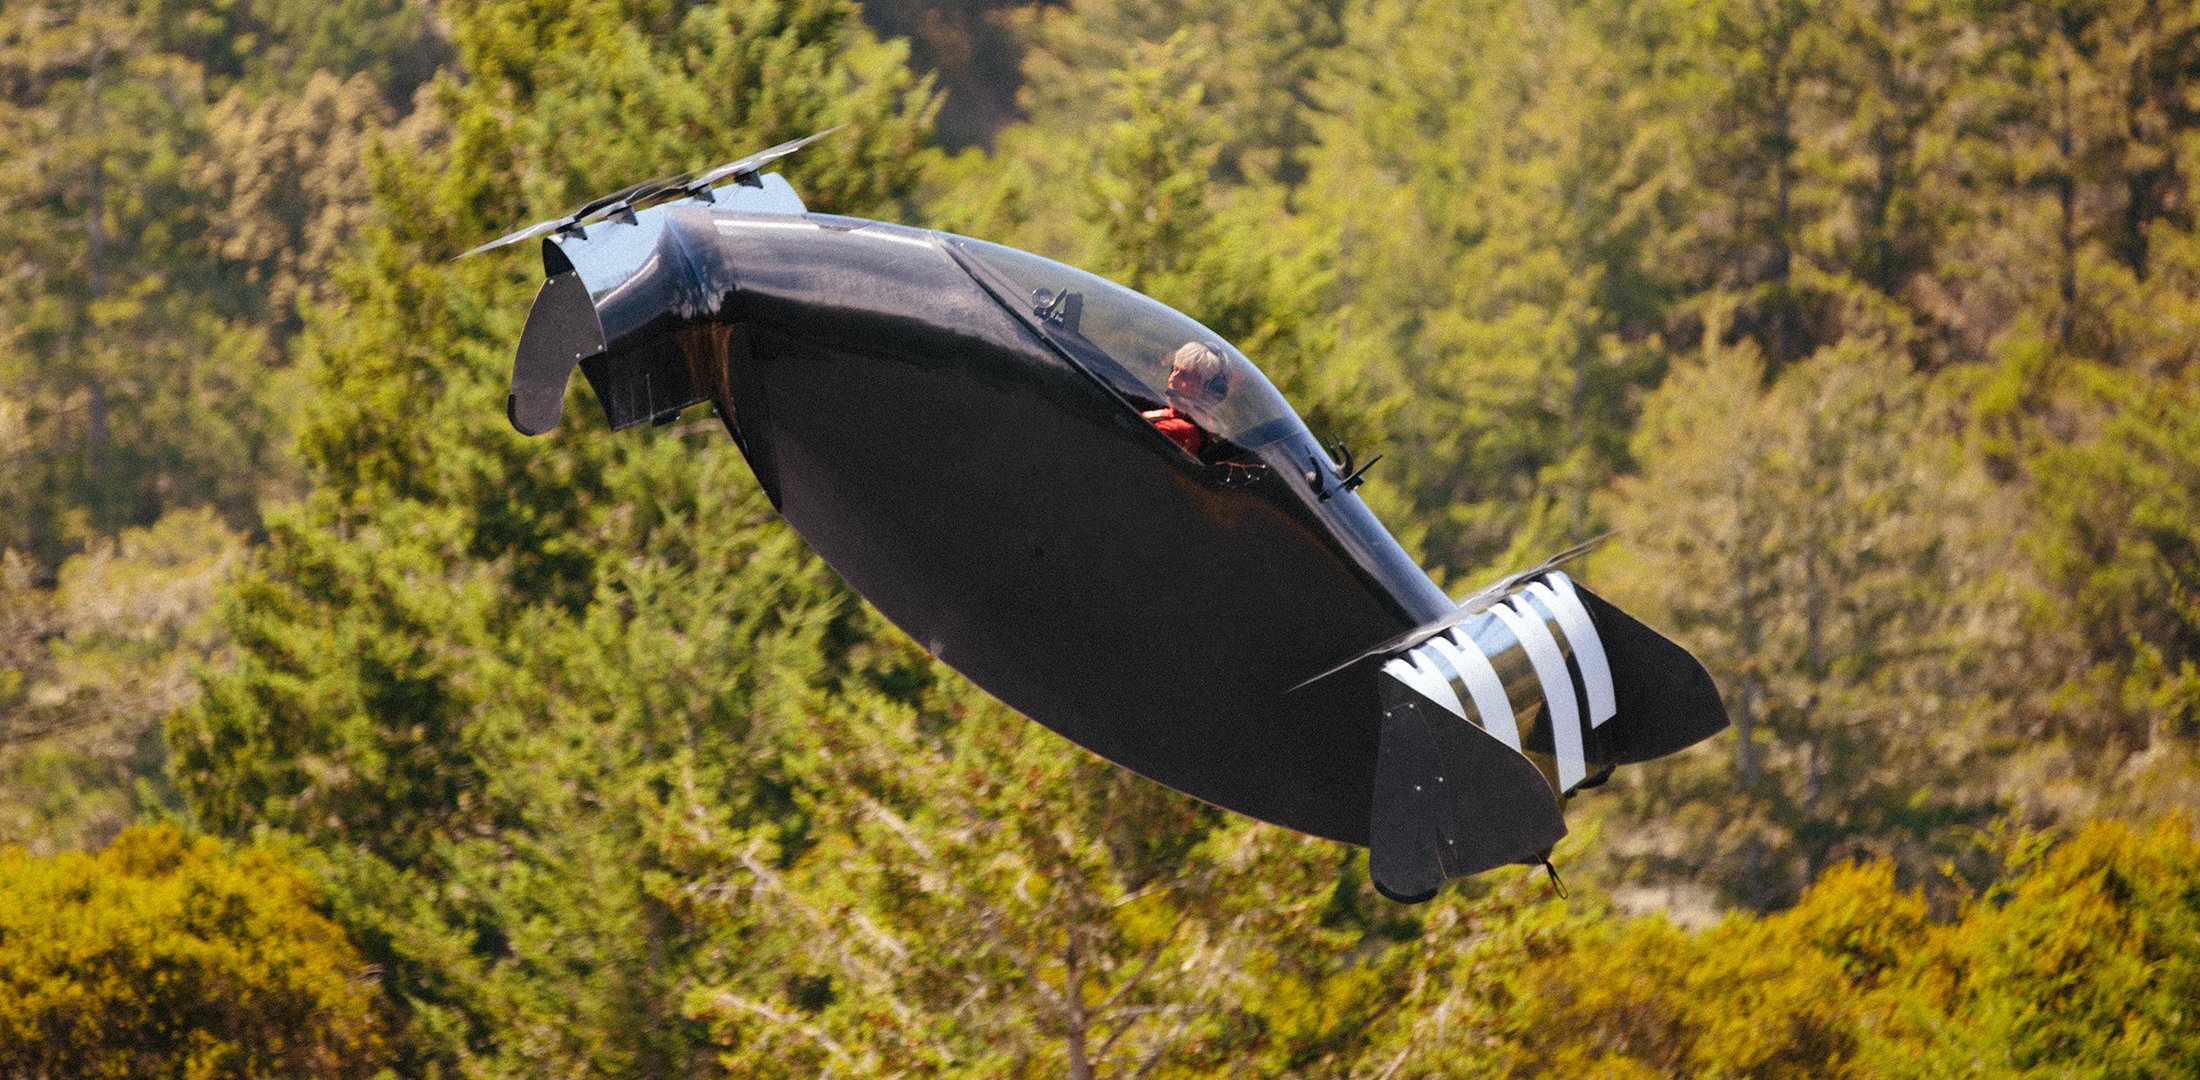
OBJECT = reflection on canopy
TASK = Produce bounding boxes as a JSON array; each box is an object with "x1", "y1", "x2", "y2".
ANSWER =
[{"x1": 947, "y1": 237, "x2": 1311, "y2": 453}]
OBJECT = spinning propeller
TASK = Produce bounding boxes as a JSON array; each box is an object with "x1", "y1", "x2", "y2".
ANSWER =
[{"x1": 458, "y1": 127, "x2": 843, "y2": 259}]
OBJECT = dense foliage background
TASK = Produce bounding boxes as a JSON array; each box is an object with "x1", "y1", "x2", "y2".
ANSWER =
[{"x1": 3, "y1": 0, "x2": 2198, "y2": 1073}]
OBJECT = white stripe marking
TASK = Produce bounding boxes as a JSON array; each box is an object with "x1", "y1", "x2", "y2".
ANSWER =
[
  {"x1": 1409, "y1": 650, "x2": 1470, "y2": 721},
  {"x1": 1491, "y1": 598, "x2": 1586, "y2": 790},
  {"x1": 1414, "y1": 640, "x2": 1469, "y2": 707},
  {"x1": 1408, "y1": 633, "x2": 1460, "y2": 695},
  {"x1": 1428, "y1": 632, "x2": 1519, "y2": 751},
  {"x1": 1530, "y1": 575, "x2": 1616, "y2": 727},
  {"x1": 1381, "y1": 657, "x2": 1464, "y2": 721}
]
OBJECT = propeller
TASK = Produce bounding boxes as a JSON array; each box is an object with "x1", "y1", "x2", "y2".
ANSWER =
[
  {"x1": 456, "y1": 215, "x2": 579, "y2": 260},
  {"x1": 455, "y1": 173, "x2": 680, "y2": 259},
  {"x1": 670, "y1": 126, "x2": 843, "y2": 203},
  {"x1": 457, "y1": 127, "x2": 843, "y2": 259}
]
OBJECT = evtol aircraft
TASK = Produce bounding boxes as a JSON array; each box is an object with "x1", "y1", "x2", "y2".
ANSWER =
[{"x1": 468, "y1": 131, "x2": 1728, "y2": 902}]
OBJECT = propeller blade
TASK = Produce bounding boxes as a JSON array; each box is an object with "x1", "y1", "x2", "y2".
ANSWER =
[
  {"x1": 458, "y1": 128, "x2": 841, "y2": 259},
  {"x1": 680, "y1": 126, "x2": 843, "y2": 196},
  {"x1": 457, "y1": 216, "x2": 569, "y2": 260},
  {"x1": 581, "y1": 171, "x2": 702, "y2": 227},
  {"x1": 570, "y1": 176, "x2": 667, "y2": 222},
  {"x1": 457, "y1": 175, "x2": 672, "y2": 261}
]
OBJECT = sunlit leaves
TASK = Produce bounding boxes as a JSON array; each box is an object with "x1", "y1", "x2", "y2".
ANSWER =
[{"x1": 0, "y1": 824, "x2": 391, "y2": 1078}]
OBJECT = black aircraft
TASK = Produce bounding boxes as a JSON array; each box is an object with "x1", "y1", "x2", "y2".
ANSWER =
[{"x1": 471, "y1": 132, "x2": 1727, "y2": 902}]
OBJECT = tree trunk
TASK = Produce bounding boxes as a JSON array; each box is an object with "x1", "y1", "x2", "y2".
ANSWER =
[
  {"x1": 1734, "y1": 470, "x2": 1762, "y2": 789},
  {"x1": 2056, "y1": 66, "x2": 2078, "y2": 346},
  {"x1": 1064, "y1": 938, "x2": 1095, "y2": 1080},
  {"x1": 83, "y1": 42, "x2": 111, "y2": 486}
]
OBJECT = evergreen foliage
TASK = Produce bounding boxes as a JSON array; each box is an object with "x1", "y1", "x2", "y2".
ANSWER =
[
  {"x1": 1, "y1": 0, "x2": 2197, "y2": 1072},
  {"x1": 0, "y1": 509, "x2": 241, "y2": 850},
  {"x1": 1296, "y1": 0, "x2": 1674, "y2": 573},
  {"x1": 170, "y1": 0, "x2": 939, "y2": 1070},
  {"x1": 1595, "y1": 328, "x2": 2015, "y2": 906}
]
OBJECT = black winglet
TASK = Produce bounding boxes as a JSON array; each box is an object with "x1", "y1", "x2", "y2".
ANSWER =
[
  {"x1": 1369, "y1": 676, "x2": 1567, "y2": 902},
  {"x1": 506, "y1": 270, "x2": 607, "y2": 435}
]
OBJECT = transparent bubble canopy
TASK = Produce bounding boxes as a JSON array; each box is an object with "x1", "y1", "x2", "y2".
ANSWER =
[{"x1": 948, "y1": 236, "x2": 1312, "y2": 452}]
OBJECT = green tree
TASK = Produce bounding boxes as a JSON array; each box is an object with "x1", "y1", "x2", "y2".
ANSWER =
[
  {"x1": 0, "y1": 509, "x2": 243, "y2": 853},
  {"x1": 1294, "y1": 0, "x2": 1676, "y2": 576},
  {"x1": 194, "y1": 70, "x2": 395, "y2": 327},
  {"x1": 1648, "y1": 0, "x2": 1965, "y2": 368},
  {"x1": 1655, "y1": 0, "x2": 1827, "y2": 366},
  {"x1": 0, "y1": 824, "x2": 390, "y2": 1078},
  {"x1": 1873, "y1": 819, "x2": 2200, "y2": 1076},
  {"x1": 2023, "y1": 365, "x2": 2200, "y2": 803},
  {"x1": 0, "y1": 0, "x2": 290, "y2": 563},
  {"x1": 0, "y1": 0, "x2": 446, "y2": 856},
  {"x1": 1427, "y1": 819, "x2": 2200, "y2": 1076},
  {"x1": 173, "y1": 0, "x2": 938, "y2": 1070},
  {"x1": 136, "y1": 0, "x2": 448, "y2": 104},
  {"x1": 1015, "y1": 0, "x2": 1344, "y2": 188},
  {"x1": 1491, "y1": 905, "x2": 1866, "y2": 1077},
  {"x1": 1596, "y1": 327, "x2": 2014, "y2": 907},
  {"x1": 678, "y1": 652, "x2": 1370, "y2": 1076},
  {"x1": 1929, "y1": 0, "x2": 2200, "y2": 363}
]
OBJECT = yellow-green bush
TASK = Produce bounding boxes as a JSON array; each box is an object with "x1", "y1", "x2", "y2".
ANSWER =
[
  {"x1": 1486, "y1": 819, "x2": 2200, "y2": 1077},
  {"x1": 0, "y1": 824, "x2": 387, "y2": 1079},
  {"x1": 1494, "y1": 901, "x2": 1864, "y2": 1077},
  {"x1": 1873, "y1": 819, "x2": 2200, "y2": 1077}
]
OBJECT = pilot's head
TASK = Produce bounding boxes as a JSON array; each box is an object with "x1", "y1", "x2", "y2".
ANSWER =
[{"x1": 1166, "y1": 342, "x2": 1231, "y2": 416}]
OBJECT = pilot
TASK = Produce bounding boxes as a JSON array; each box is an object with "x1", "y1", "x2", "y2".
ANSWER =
[{"x1": 1143, "y1": 341, "x2": 1231, "y2": 457}]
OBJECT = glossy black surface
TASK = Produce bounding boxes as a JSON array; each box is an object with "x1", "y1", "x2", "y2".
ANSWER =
[
  {"x1": 597, "y1": 209, "x2": 1459, "y2": 844},
  {"x1": 495, "y1": 155, "x2": 1732, "y2": 896}
]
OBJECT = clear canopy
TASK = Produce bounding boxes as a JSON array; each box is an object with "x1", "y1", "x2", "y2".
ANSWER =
[{"x1": 948, "y1": 237, "x2": 1310, "y2": 453}]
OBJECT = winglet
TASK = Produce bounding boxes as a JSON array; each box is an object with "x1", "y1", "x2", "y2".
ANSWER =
[
  {"x1": 1361, "y1": 568, "x2": 1727, "y2": 901},
  {"x1": 506, "y1": 271, "x2": 607, "y2": 435}
]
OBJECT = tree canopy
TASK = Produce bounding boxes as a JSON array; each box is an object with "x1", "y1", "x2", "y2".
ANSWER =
[{"x1": 1, "y1": 0, "x2": 2196, "y2": 1072}]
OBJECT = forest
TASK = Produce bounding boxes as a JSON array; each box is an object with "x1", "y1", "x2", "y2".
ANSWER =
[{"x1": 2, "y1": 0, "x2": 2197, "y2": 1074}]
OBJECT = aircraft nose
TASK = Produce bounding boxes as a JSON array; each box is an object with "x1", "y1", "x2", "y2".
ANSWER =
[
  {"x1": 496, "y1": 170, "x2": 807, "y2": 436},
  {"x1": 507, "y1": 207, "x2": 726, "y2": 435}
]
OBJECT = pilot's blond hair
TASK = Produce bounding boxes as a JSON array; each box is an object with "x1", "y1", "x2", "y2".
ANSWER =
[{"x1": 1171, "y1": 341, "x2": 1231, "y2": 399}]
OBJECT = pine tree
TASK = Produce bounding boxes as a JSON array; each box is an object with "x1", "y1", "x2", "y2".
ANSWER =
[
  {"x1": 173, "y1": 0, "x2": 939, "y2": 1070},
  {"x1": 0, "y1": 0, "x2": 288, "y2": 561},
  {"x1": 1295, "y1": 0, "x2": 1675, "y2": 577},
  {"x1": 194, "y1": 70, "x2": 394, "y2": 327},
  {"x1": 1015, "y1": 0, "x2": 1344, "y2": 189},
  {"x1": 2024, "y1": 364, "x2": 2200, "y2": 793},
  {"x1": 0, "y1": 509, "x2": 242, "y2": 852},
  {"x1": 1596, "y1": 327, "x2": 2016, "y2": 907}
]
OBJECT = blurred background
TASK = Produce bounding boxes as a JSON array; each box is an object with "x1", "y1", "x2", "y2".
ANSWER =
[{"x1": 2, "y1": 0, "x2": 2197, "y2": 1074}]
